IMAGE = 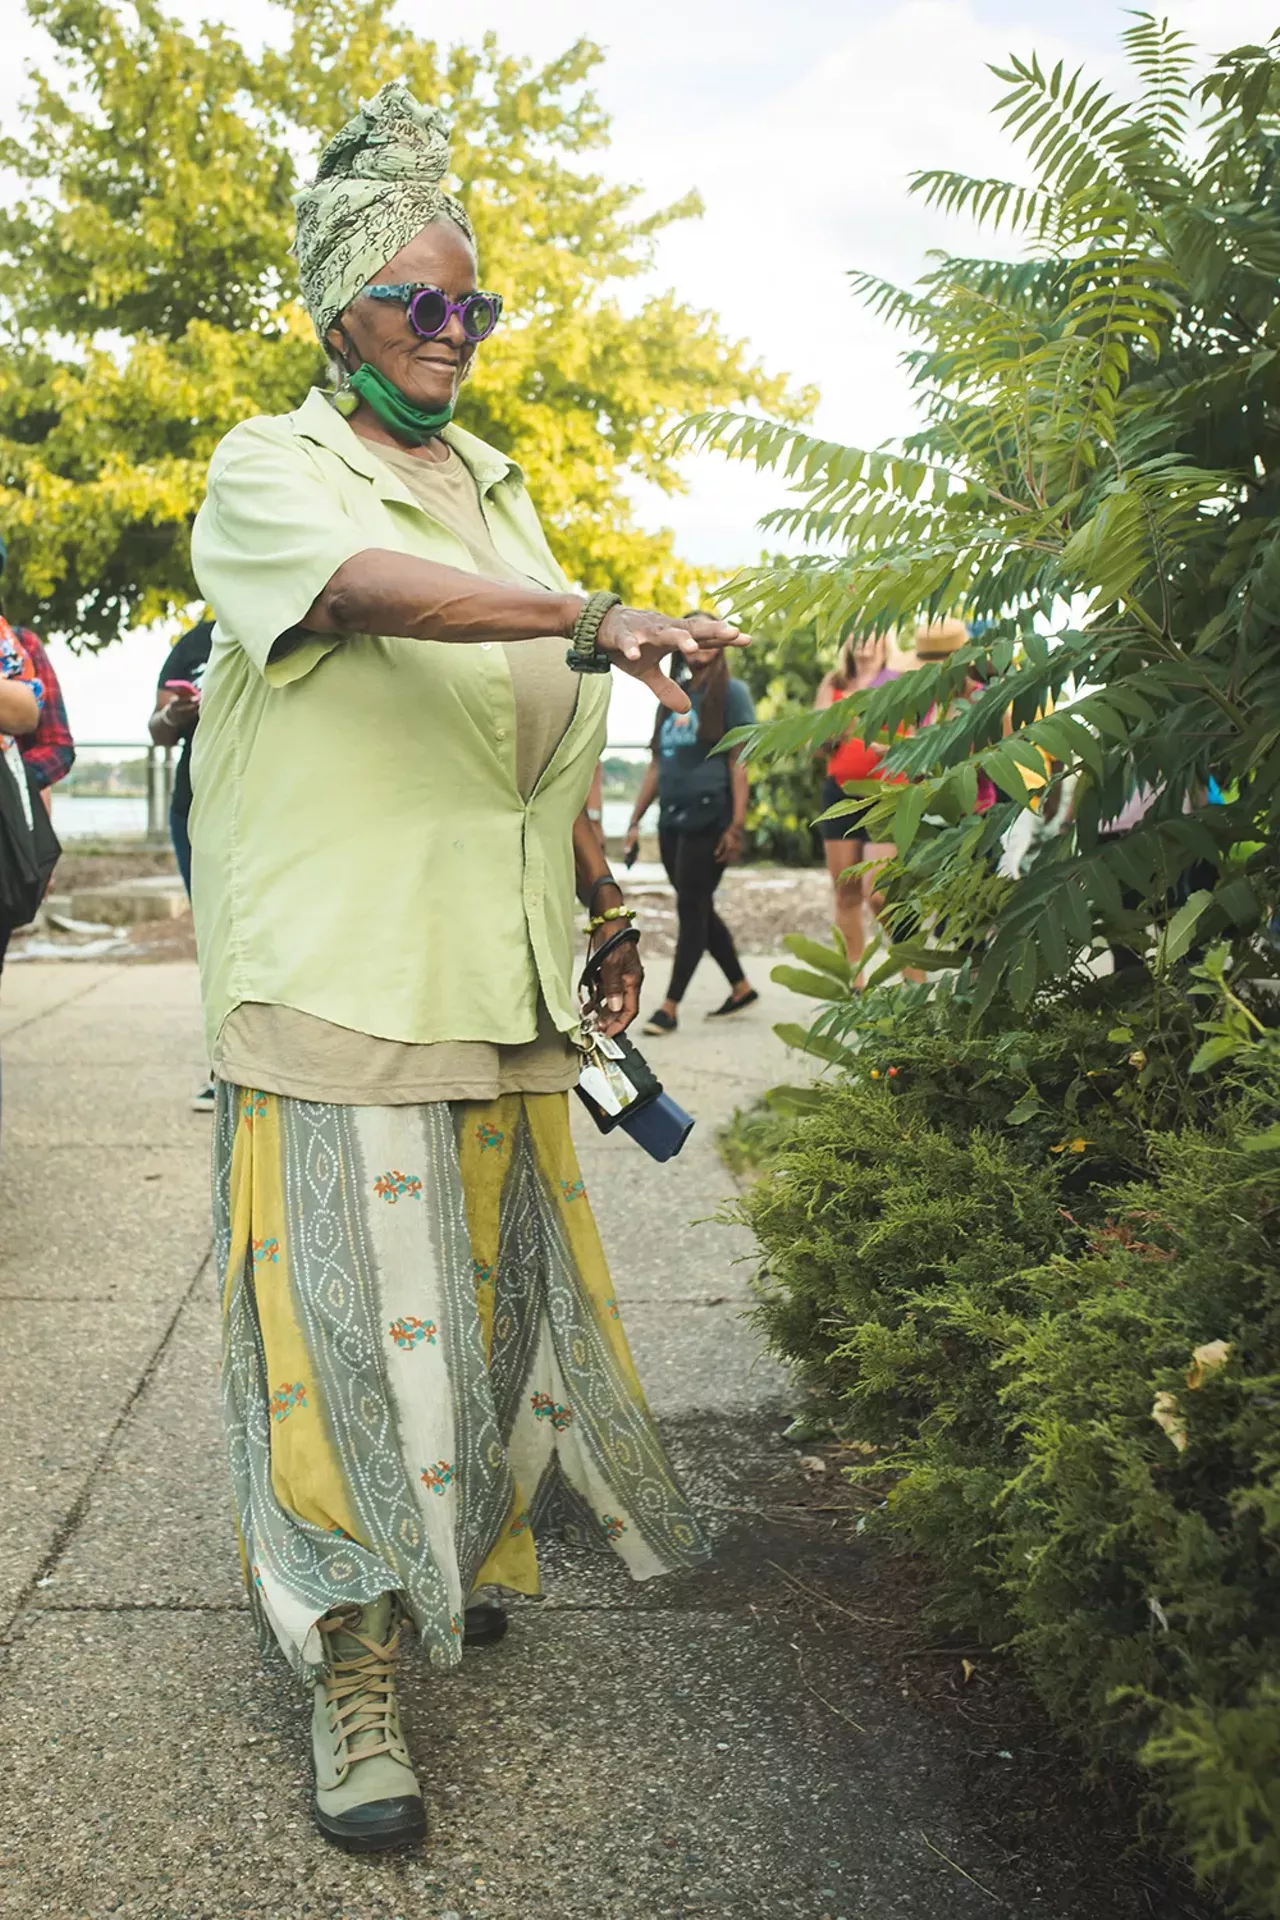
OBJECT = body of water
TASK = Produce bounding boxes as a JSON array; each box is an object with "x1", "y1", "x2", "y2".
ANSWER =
[
  {"x1": 53, "y1": 794, "x2": 150, "y2": 840},
  {"x1": 52, "y1": 794, "x2": 652, "y2": 843}
]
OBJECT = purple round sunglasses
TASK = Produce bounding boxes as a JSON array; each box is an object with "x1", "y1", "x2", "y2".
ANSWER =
[{"x1": 361, "y1": 282, "x2": 504, "y2": 343}]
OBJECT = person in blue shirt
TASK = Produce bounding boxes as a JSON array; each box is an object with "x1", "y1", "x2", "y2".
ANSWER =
[
  {"x1": 622, "y1": 637, "x2": 758, "y2": 1033},
  {"x1": 148, "y1": 616, "x2": 213, "y2": 899}
]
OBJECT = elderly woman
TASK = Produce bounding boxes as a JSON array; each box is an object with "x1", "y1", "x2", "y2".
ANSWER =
[{"x1": 190, "y1": 85, "x2": 741, "y2": 1856}]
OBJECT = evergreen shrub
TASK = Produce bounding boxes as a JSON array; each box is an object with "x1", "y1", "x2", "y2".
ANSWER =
[{"x1": 735, "y1": 1010, "x2": 1280, "y2": 1910}]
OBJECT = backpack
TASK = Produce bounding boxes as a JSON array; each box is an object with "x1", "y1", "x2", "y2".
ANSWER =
[{"x1": 0, "y1": 740, "x2": 61, "y2": 933}]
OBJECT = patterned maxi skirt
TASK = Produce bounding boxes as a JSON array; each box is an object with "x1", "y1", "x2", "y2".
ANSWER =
[{"x1": 215, "y1": 1084, "x2": 710, "y2": 1679}]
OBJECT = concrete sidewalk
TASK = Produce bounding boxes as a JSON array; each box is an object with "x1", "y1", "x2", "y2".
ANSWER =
[{"x1": 0, "y1": 960, "x2": 1208, "y2": 1920}]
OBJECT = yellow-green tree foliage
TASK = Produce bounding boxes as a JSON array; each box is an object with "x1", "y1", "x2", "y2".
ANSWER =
[{"x1": 0, "y1": 0, "x2": 812, "y2": 645}]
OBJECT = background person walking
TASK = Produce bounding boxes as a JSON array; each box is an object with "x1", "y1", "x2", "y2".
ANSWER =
[
  {"x1": 148, "y1": 615, "x2": 215, "y2": 1110},
  {"x1": 813, "y1": 630, "x2": 900, "y2": 974},
  {"x1": 623, "y1": 637, "x2": 757, "y2": 1035},
  {"x1": 148, "y1": 615, "x2": 213, "y2": 898}
]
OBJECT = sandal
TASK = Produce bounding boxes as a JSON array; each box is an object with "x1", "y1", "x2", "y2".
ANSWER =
[
  {"x1": 707, "y1": 989, "x2": 759, "y2": 1018},
  {"x1": 642, "y1": 1008, "x2": 678, "y2": 1035}
]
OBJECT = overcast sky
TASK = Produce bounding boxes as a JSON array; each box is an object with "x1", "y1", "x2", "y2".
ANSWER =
[{"x1": 2, "y1": 0, "x2": 1275, "y2": 745}]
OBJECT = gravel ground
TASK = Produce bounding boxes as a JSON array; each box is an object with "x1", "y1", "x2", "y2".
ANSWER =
[
  {"x1": 9, "y1": 855, "x2": 840, "y2": 968},
  {"x1": 627, "y1": 864, "x2": 836, "y2": 959}
]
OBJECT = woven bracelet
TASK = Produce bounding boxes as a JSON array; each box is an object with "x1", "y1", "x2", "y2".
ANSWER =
[{"x1": 566, "y1": 590, "x2": 621, "y2": 674}]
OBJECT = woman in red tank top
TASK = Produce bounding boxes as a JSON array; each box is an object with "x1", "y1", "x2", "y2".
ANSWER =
[{"x1": 813, "y1": 632, "x2": 901, "y2": 975}]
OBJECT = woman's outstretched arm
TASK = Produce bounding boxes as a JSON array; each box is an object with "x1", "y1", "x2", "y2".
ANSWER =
[{"x1": 303, "y1": 551, "x2": 745, "y2": 713}]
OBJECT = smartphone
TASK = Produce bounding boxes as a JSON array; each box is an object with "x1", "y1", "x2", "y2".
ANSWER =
[
  {"x1": 624, "y1": 841, "x2": 639, "y2": 869},
  {"x1": 163, "y1": 679, "x2": 202, "y2": 701}
]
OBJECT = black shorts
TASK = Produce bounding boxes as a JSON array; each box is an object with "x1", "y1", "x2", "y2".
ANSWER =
[{"x1": 817, "y1": 773, "x2": 869, "y2": 845}]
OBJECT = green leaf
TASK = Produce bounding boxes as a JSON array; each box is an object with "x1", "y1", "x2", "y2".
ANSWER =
[
  {"x1": 773, "y1": 1022, "x2": 820, "y2": 1053},
  {"x1": 772, "y1": 1021, "x2": 859, "y2": 1069},
  {"x1": 781, "y1": 933, "x2": 854, "y2": 982},
  {"x1": 889, "y1": 781, "x2": 931, "y2": 854},
  {"x1": 1215, "y1": 876, "x2": 1260, "y2": 930},
  {"x1": 770, "y1": 965, "x2": 847, "y2": 1001},
  {"x1": 763, "y1": 1084, "x2": 830, "y2": 1115},
  {"x1": 1241, "y1": 1123, "x2": 1280, "y2": 1151},
  {"x1": 1161, "y1": 890, "x2": 1215, "y2": 967},
  {"x1": 1188, "y1": 1034, "x2": 1242, "y2": 1073},
  {"x1": 1006, "y1": 1087, "x2": 1045, "y2": 1124}
]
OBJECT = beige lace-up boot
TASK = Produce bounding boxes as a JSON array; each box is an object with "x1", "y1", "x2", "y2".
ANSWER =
[{"x1": 311, "y1": 1594, "x2": 426, "y2": 1853}]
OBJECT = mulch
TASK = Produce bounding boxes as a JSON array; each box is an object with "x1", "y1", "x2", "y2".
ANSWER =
[{"x1": 752, "y1": 1438, "x2": 1221, "y2": 1920}]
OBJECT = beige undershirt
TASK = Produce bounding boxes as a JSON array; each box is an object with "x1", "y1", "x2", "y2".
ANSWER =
[{"x1": 214, "y1": 440, "x2": 583, "y2": 1105}]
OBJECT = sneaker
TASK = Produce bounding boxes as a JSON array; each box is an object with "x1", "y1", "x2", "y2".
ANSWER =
[
  {"x1": 311, "y1": 1595, "x2": 426, "y2": 1853},
  {"x1": 189, "y1": 1079, "x2": 216, "y2": 1114},
  {"x1": 642, "y1": 1008, "x2": 678, "y2": 1036}
]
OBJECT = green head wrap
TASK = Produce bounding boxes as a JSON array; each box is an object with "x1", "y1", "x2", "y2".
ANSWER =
[{"x1": 293, "y1": 82, "x2": 475, "y2": 343}]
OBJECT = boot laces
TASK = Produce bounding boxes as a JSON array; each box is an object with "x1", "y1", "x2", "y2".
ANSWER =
[{"x1": 319, "y1": 1606, "x2": 404, "y2": 1766}]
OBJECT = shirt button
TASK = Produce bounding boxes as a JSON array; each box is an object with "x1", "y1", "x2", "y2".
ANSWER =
[
  {"x1": 479, "y1": 641, "x2": 493, "y2": 651},
  {"x1": 495, "y1": 726, "x2": 507, "y2": 741}
]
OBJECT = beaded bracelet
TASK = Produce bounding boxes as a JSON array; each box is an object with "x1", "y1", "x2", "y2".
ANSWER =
[{"x1": 585, "y1": 904, "x2": 637, "y2": 934}]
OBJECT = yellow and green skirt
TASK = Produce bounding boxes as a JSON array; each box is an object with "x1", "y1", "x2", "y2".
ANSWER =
[{"x1": 215, "y1": 1085, "x2": 709, "y2": 1679}]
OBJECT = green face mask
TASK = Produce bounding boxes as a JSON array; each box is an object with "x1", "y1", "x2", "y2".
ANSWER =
[{"x1": 348, "y1": 362, "x2": 454, "y2": 443}]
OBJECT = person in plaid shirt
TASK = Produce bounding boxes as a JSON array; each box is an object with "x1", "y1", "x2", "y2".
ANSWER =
[
  {"x1": 0, "y1": 537, "x2": 73, "y2": 994},
  {"x1": 13, "y1": 624, "x2": 74, "y2": 805},
  {"x1": 0, "y1": 607, "x2": 46, "y2": 988},
  {"x1": 0, "y1": 535, "x2": 75, "y2": 807}
]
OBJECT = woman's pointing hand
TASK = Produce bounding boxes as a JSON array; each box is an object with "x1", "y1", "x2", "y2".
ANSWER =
[{"x1": 599, "y1": 609, "x2": 748, "y2": 713}]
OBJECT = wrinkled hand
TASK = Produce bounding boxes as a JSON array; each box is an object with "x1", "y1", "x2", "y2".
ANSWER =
[
  {"x1": 715, "y1": 822, "x2": 745, "y2": 866},
  {"x1": 587, "y1": 924, "x2": 643, "y2": 1037},
  {"x1": 599, "y1": 609, "x2": 748, "y2": 713}
]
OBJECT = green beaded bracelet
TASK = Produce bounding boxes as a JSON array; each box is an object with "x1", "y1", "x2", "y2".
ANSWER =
[{"x1": 585, "y1": 904, "x2": 637, "y2": 933}]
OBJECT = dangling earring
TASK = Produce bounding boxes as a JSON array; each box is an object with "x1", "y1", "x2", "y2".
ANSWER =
[{"x1": 329, "y1": 327, "x2": 360, "y2": 415}]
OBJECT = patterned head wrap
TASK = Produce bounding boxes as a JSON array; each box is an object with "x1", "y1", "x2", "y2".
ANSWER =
[{"x1": 293, "y1": 83, "x2": 475, "y2": 342}]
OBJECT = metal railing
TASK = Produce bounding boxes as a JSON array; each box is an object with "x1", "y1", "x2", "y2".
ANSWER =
[
  {"x1": 57, "y1": 740, "x2": 655, "y2": 845},
  {"x1": 57, "y1": 741, "x2": 175, "y2": 841}
]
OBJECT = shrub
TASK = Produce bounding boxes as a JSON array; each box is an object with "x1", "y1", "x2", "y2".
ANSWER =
[
  {"x1": 737, "y1": 1038, "x2": 1280, "y2": 1910},
  {"x1": 741, "y1": 1075, "x2": 1071, "y2": 1631},
  {"x1": 995, "y1": 1105, "x2": 1280, "y2": 1910}
]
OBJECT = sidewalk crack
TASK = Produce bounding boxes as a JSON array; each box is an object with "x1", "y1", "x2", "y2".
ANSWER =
[
  {"x1": 0, "y1": 968, "x2": 116, "y2": 1040},
  {"x1": 1, "y1": 1239, "x2": 213, "y2": 1644}
]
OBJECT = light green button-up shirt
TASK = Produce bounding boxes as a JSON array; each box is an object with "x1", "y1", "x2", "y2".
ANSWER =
[{"x1": 189, "y1": 388, "x2": 607, "y2": 1059}]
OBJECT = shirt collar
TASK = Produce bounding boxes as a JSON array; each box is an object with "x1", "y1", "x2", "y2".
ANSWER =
[{"x1": 292, "y1": 387, "x2": 523, "y2": 499}]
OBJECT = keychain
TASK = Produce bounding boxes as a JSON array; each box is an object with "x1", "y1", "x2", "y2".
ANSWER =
[{"x1": 574, "y1": 926, "x2": 695, "y2": 1161}]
